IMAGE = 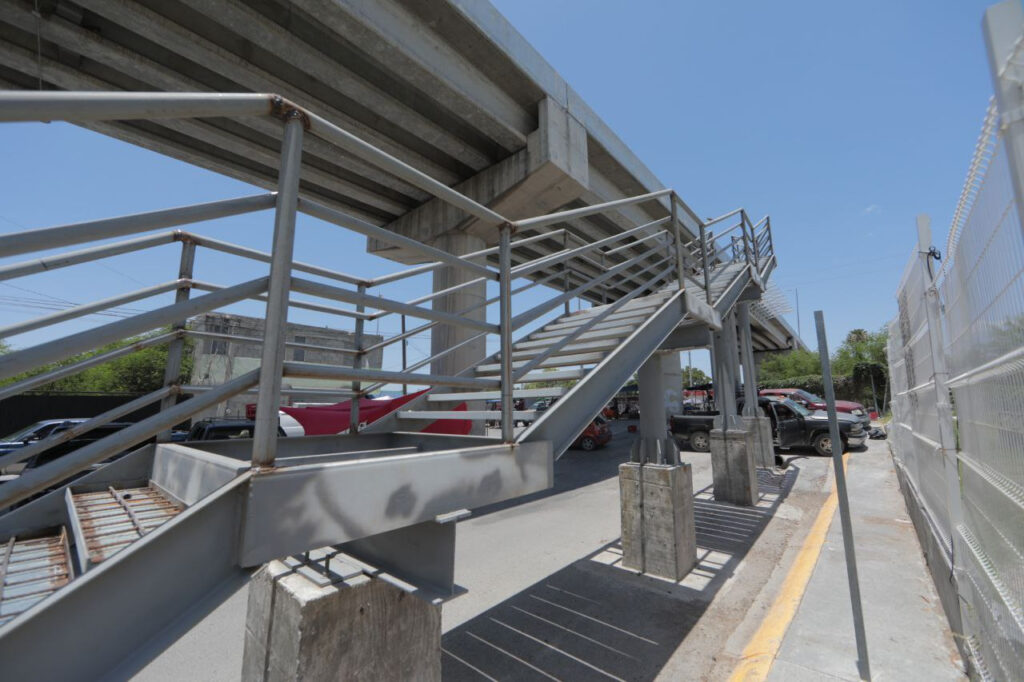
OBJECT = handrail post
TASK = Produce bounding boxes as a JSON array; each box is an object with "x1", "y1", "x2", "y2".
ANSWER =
[
  {"x1": 672, "y1": 193, "x2": 686, "y2": 291},
  {"x1": 563, "y1": 231, "x2": 570, "y2": 316},
  {"x1": 156, "y1": 239, "x2": 196, "y2": 442},
  {"x1": 499, "y1": 223, "x2": 515, "y2": 442},
  {"x1": 740, "y1": 210, "x2": 754, "y2": 268},
  {"x1": 401, "y1": 314, "x2": 408, "y2": 395},
  {"x1": 699, "y1": 223, "x2": 712, "y2": 304},
  {"x1": 252, "y1": 113, "x2": 304, "y2": 468},
  {"x1": 766, "y1": 217, "x2": 774, "y2": 260},
  {"x1": 349, "y1": 283, "x2": 366, "y2": 434}
]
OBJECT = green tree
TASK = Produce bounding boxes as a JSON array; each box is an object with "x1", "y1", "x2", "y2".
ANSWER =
[
  {"x1": 0, "y1": 330, "x2": 192, "y2": 394},
  {"x1": 832, "y1": 327, "x2": 888, "y2": 375},
  {"x1": 759, "y1": 349, "x2": 821, "y2": 382},
  {"x1": 681, "y1": 366, "x2": 710, "y2": 386}
]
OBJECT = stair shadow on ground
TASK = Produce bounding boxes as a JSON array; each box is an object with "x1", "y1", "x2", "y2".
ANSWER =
[{"x1": 442, "y1": 467, "x2": 799, "y2": 681}]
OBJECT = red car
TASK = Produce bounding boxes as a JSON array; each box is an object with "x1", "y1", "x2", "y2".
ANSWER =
[
  {"x1": 758, "y1": 388, "x2": 871, "y2": 429},
  {"x1": 571, "y1": 416, "x2": 613, "y2": 451}
]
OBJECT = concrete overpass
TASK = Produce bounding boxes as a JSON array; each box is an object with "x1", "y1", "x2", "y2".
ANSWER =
[{"x1": 0, "y1": 0, "x2": 798, "y2": 352}]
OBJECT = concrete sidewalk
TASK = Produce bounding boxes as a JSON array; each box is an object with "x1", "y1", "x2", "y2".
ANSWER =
[{"x1": 762, "y1": 438, "x2": 964, "y2": 681}]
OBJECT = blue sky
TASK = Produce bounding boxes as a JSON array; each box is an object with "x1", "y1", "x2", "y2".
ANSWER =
[{"x1": 0, "y1": 0, "x2": 1002, "y2": 383}]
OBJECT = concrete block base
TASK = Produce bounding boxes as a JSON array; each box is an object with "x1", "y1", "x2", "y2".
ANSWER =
[
  {"x1": 743, "y1": 415, "x2": 776, "y2": 469},
  {"x1": 710, "y1": 428, "x2": 759, "y2": 506},
  {"x1": 243, "y1": 559, "x2": 441, "y2": 682},
  {"x1": 619, "y1": 462, "x2": 697, "y2": 581}
]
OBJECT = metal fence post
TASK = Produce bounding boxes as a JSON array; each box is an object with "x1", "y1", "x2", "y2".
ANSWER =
[
  {"x1": 917, "y1": 215, "x2": 963, "y2": 533},
  {"x1": 499, "y1": 223, "x2": 514, "y2": 442},
  {"x1": 156, "y1": 239, "x2": 196, "y2": 442},
  {"x1": 251, "y1": 114, "x2": 304, "y2": 468},
  {"x1": 350, "y1": 283, "x2": 366, "y2": 434},
  {"x1": 815, "y1": 310, "x2": 871, "y2": 681},
  {"x1": 699, "y1": 223, "x2": 712, "y2": 304}
]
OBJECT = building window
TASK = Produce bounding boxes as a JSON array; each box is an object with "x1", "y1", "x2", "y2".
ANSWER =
[
  {"x1": 293, "y1": 335, "x2": 306, "y2": 362},
  {"x1": 206, "y1": 323, "x2": 229, "y2": 355}
]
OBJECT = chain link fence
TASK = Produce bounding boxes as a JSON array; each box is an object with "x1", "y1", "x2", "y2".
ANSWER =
[{"x1": 888, "y1": 89, "x2": 1024, "y2": 680}]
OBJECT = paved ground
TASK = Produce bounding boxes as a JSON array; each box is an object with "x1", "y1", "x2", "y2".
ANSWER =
[
  {"x1": 763, "y1": 439, "x2": 964, "y2": 682},
  {"x1": 135, "y1": 421, "x2": 963, "y2": 681}
]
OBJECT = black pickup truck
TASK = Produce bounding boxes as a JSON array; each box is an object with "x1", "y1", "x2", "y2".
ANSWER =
[{"x1": 671, "y1": 396, "x2": 867, "y2": 456}]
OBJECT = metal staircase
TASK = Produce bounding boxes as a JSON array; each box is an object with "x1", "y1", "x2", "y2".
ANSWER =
[{"x1": 0, "y1": 91, "x2": 776, "y2": 679}]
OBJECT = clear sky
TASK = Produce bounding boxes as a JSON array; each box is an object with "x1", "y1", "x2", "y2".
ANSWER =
[{"x1": 0, "y1": 0, "x2": 1002, "y2": 384}]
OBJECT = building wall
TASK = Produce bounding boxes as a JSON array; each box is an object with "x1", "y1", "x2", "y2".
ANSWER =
[{"x1": 187, "y1": 313, "x2": 383, "y2": 419}]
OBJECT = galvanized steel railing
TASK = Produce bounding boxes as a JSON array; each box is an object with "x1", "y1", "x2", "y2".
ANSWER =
[{"x1": 0, "y1": 91, "x2": 774, "y2": 510}]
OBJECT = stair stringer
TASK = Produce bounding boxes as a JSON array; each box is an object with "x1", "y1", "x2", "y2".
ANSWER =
[
  {"x1": 517, "y1": 289, "x2": 692, "y2": 458},
  {"x1": 0, "y1": 472, "x2": 253, "y2": 682}
]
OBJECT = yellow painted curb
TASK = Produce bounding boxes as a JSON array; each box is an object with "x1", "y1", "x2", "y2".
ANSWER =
[{"x1": 728, "y1": 453, "x2": 848, "y2": 682}]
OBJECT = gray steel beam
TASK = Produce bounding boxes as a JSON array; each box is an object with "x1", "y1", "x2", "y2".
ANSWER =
[{"x1": 239, "y1": 440, "x2": 552, "y2": 565}]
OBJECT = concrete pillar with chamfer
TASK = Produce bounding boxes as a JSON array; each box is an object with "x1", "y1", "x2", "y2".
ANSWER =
[
  {"x1": 431, "y1": 233, "x2": 487, "y2": 435},
  {"x1": 738, "y1": 302, "x2": 775, "y2": 468},
  {"x1": 709, "y1": 311, "x2": 758, "y2": 505}
]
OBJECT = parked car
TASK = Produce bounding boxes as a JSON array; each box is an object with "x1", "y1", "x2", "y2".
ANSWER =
[
  {"x1": 670, "y1": 397, "x2": 866, "y2": 456},
  {"x1": 570, "y1": 416, "x2": 612, "y2": 451},
  {"x1": 0, "y1": 421, "x2": 135, "y2": 485},
  {"x1": 759, "y1": 388, "x2": 871, "y2": 429},
  {"x1": 0, "y1": 419, "x2": 89, "y2": 462},
  {"x1": 185, "y1": 419, "x2": 286, "y2": 441},
  {"x1": 669, "y1": 411, "x2": 716, "y2": 452}
]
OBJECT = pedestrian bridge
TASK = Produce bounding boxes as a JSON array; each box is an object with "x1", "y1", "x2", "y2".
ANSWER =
[{"x1": 0, "y1": 2, "x2": 794, "y2": 677}]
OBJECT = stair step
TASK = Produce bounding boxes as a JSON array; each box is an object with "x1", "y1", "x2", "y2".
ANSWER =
[
  {"x1": 540, "y1": 308, "x2": 655, "y2": 332},
  {"x1": 511, "y1": 368, "x2": 586, "y2": 383},
  {"x1": 68, "y1": 485, "x2": 184, "y2": 570},
  {"x1": 397, "y1": 410, "x2": 536, "y2": 421},
  {"x1": 525, "y1": 324, "x2": 634, "y2": 344},
  {"x1": 509, "y1": 338, "x2": 621, "y2": 359},
  {"x1": 428, "y1": 387, "x2": 567, "y2": 402},
  {"x1": 0, "y1": 529, "x2": 74, "y2": 628},
  {"x1": 581, "y1": 290, "x2": 673, "y2": 315},
  {"x1": 475, "y1": 351, "x2": 606, "y2": 375}
]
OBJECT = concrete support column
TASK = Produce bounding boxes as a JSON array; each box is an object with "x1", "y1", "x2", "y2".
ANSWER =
[
  {"x1": 430, "y1": 233, "x2": 487, "y2": 376},
  {"x1": 619, "y1": 462, "x2": 697, "y2": 580},
  {"x1": 661, "y1": 351, "x2": 683, "y2": 418},
  {"x1": 709, "y1": 312, "x2": 758, "y2": 505},
  {"x1": 244, "y1": 558, "x2": 441, "y2": 681},
  {"x1": 431, "y1": 233, "x2": 487, "y2": 435},
  {"x1": 738, "y1": 303, "x2": 775, "y2": 468},
  {"x1": 638, "y1": 352, "x2": 666, "y2": 449}
]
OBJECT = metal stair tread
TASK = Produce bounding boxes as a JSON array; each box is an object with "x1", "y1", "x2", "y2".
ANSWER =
[
  {"x1": 427, "y1": 387, "x2": 566, "y2": 402},
  {"x1": 0, "y1": 529, "x2": 74, "y2": 628},
  {"x1": 71, "y1": 485, "x2": 184, "y2": 568}
]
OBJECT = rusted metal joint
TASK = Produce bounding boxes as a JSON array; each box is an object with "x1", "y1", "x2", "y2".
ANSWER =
[
  {"x1": 499, "y1": 220, "x2": 517, "y2": 236},
  {"x1": 269, "y1": 96, "x2": 311, "y2": 130}
]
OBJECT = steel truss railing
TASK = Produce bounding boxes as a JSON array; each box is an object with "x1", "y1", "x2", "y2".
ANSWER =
[{"x1": 0, "y1": 91, "x2": 775, "y2": 509}]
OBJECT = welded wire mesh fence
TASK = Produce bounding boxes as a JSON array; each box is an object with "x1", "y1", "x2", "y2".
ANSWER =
[{"x1": 888, "y1": 99, "x2": 1024, "y2": 680}]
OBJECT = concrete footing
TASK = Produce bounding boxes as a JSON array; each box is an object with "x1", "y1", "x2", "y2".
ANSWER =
[
  {"x1": 243, "y1": 557, "x2": 441, "y2": 682},
  {"x1": 619, "y1": 462, "x2": 697, "y2": 580},
  {"x1": 743, "y1": 415, "x2": 776, "y2": 469},
  {"x1": 710, "y1": 427, "x2": 759, "y2": 506}
]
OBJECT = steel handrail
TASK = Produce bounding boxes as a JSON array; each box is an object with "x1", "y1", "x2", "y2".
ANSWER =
[{"x1": 0, "y1": 194, "x2": 276, "y2": 258}]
